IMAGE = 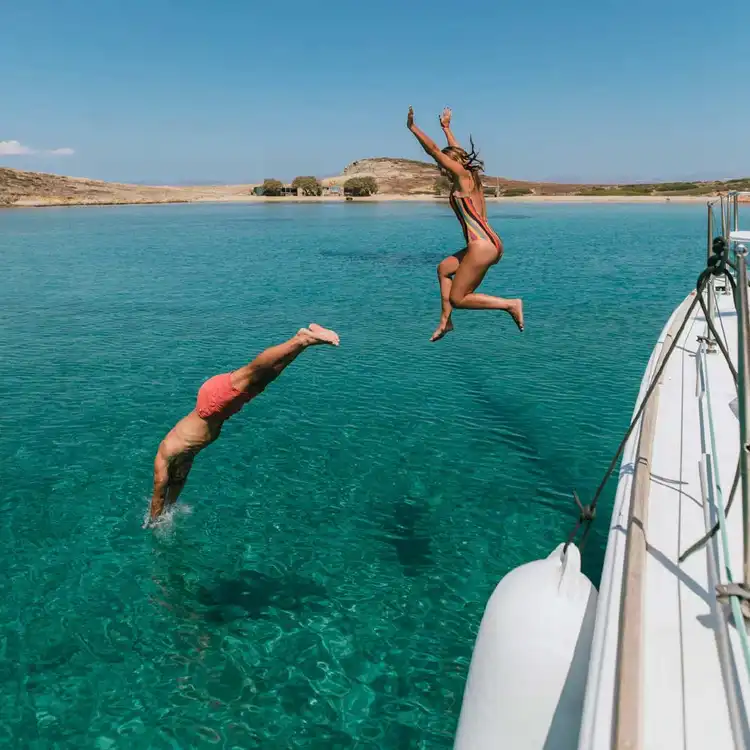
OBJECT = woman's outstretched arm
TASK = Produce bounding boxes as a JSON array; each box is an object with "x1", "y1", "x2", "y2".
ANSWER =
[
  {"x1": 407, "y1": 107, "x2": 469, "y2": 177},
  {"x1": 439, "y1": 107, "x2": 461, "y2": 148}
]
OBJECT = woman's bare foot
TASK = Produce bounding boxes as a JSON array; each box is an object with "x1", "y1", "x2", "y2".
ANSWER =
[
  {"x1": 507, "y1": 299, "x2": 524, "y2": 332},
  {"x1": 300, "y1": 323, "x2": 340, "y2": 346},
  {"x1": 430, "y1": 318, "x2": 454, "y2": 342}
]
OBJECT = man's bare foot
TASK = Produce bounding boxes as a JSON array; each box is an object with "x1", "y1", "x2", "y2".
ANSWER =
[
  {"x1": 508, "y1": 299, "x2": 524, "y2": 332},
  {"x1": 430, "y1": 319, "x2": 454, "y2": 342},
  {"x1": 300, "y1": 323, "x2": 340, "y2": 346}
]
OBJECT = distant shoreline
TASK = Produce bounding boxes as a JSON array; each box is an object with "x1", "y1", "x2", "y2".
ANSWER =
[
  {"x1": 3, "y1": 192, "x2": 724, "y2": 209},
  {"x1": 5, "y1": 160, "x2": 745, "y2": 210}
]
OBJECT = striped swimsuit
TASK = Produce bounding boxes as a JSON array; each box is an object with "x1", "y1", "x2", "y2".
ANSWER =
[{"x1": 449, "y1": 192, "x2": 502, "y2": 252}]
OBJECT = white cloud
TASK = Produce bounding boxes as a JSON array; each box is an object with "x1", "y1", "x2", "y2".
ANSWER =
[
  {"x1": 0, "y1": 140, "x2": 74, "y2": 156},
  {"x1": 0, "y1": 140, "x2": 34, "y2": 155}
]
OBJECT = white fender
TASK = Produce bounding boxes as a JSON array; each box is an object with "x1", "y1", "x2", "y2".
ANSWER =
[{"x1": 454, "y1": 544, "x2": 598, "y2": 750}]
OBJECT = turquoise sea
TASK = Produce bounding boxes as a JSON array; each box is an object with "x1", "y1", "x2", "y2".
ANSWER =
[{"x1": 1, "y1": 201, "x2": 705, "y2": 748}]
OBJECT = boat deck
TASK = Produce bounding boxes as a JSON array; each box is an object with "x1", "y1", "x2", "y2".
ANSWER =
[{"x1": 579, "y1": 284, "x2": 750, "y2": 749}]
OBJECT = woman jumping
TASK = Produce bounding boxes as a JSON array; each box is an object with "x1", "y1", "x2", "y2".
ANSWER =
[{"x1": 407, "y1": 106, "x2": 524, "y2": 341}]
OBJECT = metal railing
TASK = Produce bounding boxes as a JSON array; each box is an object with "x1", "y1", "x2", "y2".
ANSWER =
[
  {"x1": 710, "y1": 191, "x2": 750, "y2": 604},
  {"x1": 731, "y1": 195, "x2": 750, "y2": 595},
  {"x1": 736, "y1": 258, "x2": 750, "y2": 597}
]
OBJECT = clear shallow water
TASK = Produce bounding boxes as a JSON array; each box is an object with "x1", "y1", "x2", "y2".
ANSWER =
[{"x1": 1, "y1": 201, "x2": 705, "y2": 748}]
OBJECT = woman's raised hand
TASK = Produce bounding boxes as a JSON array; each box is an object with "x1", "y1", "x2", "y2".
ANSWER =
[
  {"x1": 407, "y1": 106, "x2": 415, "y2": 129},
  {"x1": 439, "y1": 107, "x2": 452, "y2": 129}
]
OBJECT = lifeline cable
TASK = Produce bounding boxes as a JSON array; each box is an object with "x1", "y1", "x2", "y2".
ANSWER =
[{"x1": 564, "y1": 236, "x2": 735, "y2": 553}]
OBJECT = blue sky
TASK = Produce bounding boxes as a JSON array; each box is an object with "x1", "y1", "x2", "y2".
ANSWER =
[{"x1": 2, "y1": 0, "x2": 748, "y2": 184}]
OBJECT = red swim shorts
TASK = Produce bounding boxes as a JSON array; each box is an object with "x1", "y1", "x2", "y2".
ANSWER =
[{"x1": 196, "y1": 372, "x2": 253, "y2": 420}]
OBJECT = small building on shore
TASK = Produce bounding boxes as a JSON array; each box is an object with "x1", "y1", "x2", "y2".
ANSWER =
[{"x1": 251, "y1": 184, "x2": 302, "y2": 197}]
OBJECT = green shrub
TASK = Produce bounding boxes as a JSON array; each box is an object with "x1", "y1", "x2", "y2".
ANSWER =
[
  {"x1": 291, "y1": 176, "x2": 321, "y2": 196},
  {"x1": 502, "y1": 187, "x2": 533, "y2": 197},
  {"x1": 660, "y1": 187, "x2": 715, "y2": 196},
  {"x1": 344, "y1": 177, "x2": 378, "y2": 196},
  {"x1": 261, "y1": 179, "x2": 284, "y2": 196},
  {"x1": 576, "y1": 185, "x2": 654, "y2": 196},
  {"x1": 723, "y1": 178, "x2": 750, "y2": 190},
  {"x1": 653, "y1": 182, "x2": 699, "y2": 192},
  {"x1": 434, "y1": 176, "x2": 451, "y2": 196}
]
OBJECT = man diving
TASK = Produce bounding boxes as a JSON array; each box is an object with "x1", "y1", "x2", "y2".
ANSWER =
[{"x1": 148, "y1": 324, "x2": 339, "y2": 525}]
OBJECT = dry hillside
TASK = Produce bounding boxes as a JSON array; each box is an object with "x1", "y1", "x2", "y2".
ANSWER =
[
  {"x1": 0, "y1": 168, "x2": 192, "y2": 206},
  {"x1": 322, "y1": 157, "x2": 586, "y2": 195},
  {"x1": 0, "y1": 168, "x2": 255, "y2": 207},
  {"x1": 323, "y1": 158, "x2": 443, "y2": 194},
  {"x1": 325, "y1": 158, "x2": 748, "y2": 198}
]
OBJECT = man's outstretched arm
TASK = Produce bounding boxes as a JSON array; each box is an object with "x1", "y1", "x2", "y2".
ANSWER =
[{"x1": 148, "y1": 452, "x2": 170, "y2": 523}]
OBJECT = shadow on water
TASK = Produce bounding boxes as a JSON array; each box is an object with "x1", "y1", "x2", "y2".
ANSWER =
[
  {"x1": 457, "y1": 363, "x2": 595, "y2": 498},
  {"x1": 458, "y1": 367, "x2": 553, "y2": 471},
  {"x1": 382, "y1": 498, "x2": 434, "y2": 577},
  {"x1": 459, "y1": 364, "x2": 617, "y2": 584},
  {"x1": 197, "y1": 569, "x2": 328, "y2": 623},
  {"x1": 319, "y1": 212, "x2": 533, "y2": 267},
  {"x1": 319, "y1": 248, "x2": 442, "y2": 267},
  {"x1": 491, "y1": 213, "x2": 534, "y2": 221}
]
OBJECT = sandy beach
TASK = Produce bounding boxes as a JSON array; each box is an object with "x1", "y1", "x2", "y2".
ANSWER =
[
  {"x1": 6, "y1": 192, "x2": 724, "y2": 208},
  {"x1": 490, "y1": 194, "x2": 724, "y2": 204}
]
